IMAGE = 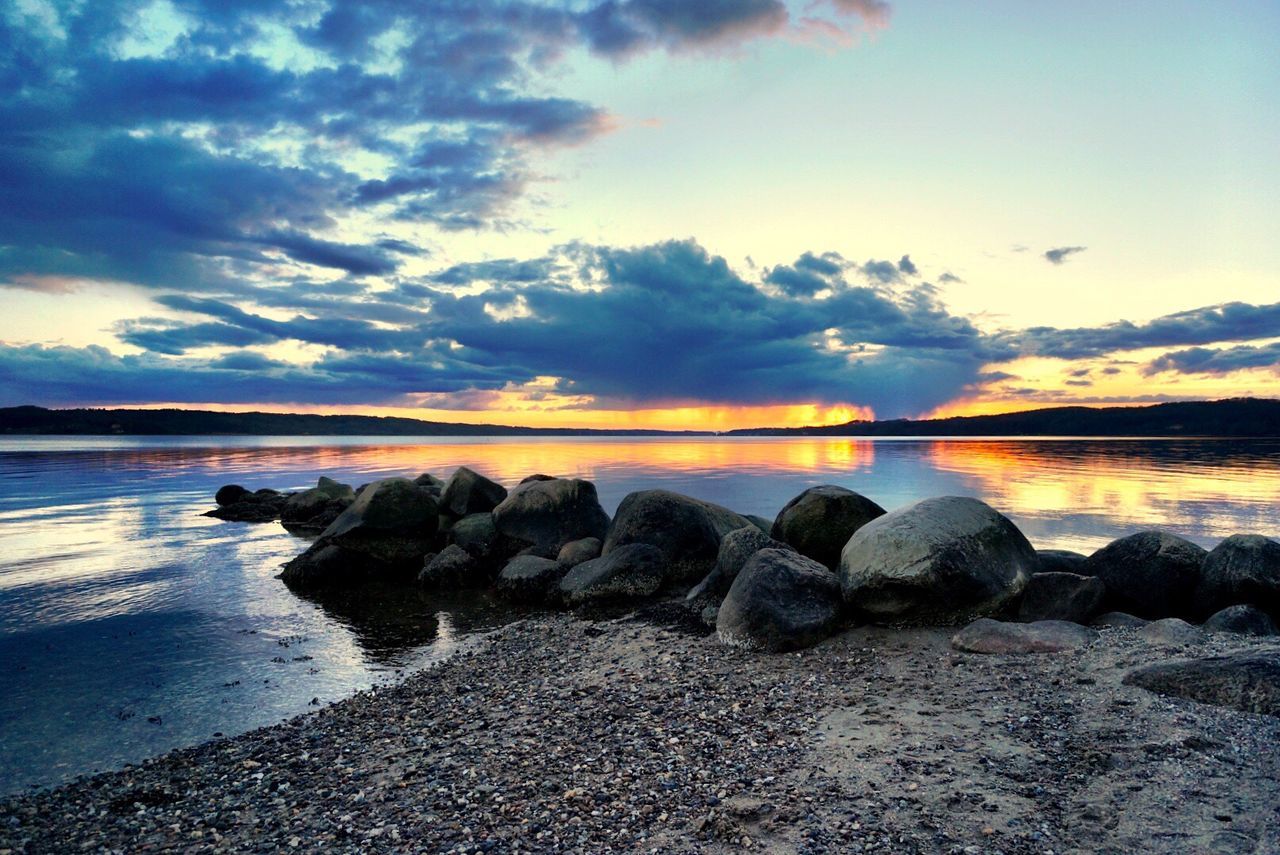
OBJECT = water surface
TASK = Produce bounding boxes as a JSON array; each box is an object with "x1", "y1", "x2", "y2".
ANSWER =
[{"x1": 2, "y1": 435, "x2": 1278, "y2": 794}]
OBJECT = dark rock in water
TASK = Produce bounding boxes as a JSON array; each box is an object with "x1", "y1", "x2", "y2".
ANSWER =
[
  {"x1": 716, "y1": 548, "x2": 842, "y2": 653},
  {"x1": 215, "y1": 484, "x2": 250, "y2": 506},
  {"x1": 492, "y1": 478, "x2": 610, "y2": 555},
  {"x1": 1139, "y1": 618, "x2": 1205, "y2": 646},
  {"x1": 1091, "y1": 611, "x2": 1149, "y2": 629},
  {"x1": 520, "y1": 473, "x2": 556, "y2": 484},
  {"x1": 1082, "y1": 531, "x2": 1206, "y2": 619},
  {"x1": 687, "y1": 526, "x2": 790, "y2": 607},
  {"x1": 440, "y1": 467, "x2": 508, "y2": 518},
  {"x1": 603, "y1": 489, "x2": 751, "y2": 584},
  {"x1": 205, "y1": 487, "x2": 290, "y2": 522},
  {"x1": 1017, "y1": 572, "x2": 1106, "y2": 624},
  {"x1": 1195, "y1": 534, "x2": 1280, "y2": 619},
  {"x1": 560, "y1": 543, "x2": 665, "y2": 605},
  {"x1": 771, "y1": 485, "x2": 885, "y2": 571},
  {"x1": 413, "y1": 473, "x2": 445, "y2": 495},
  {"x1": 1123, "y1": 652, "x2": 1280, "y2": 716},
  {"x1": 839, "y1": 496, "x2": 1033, "y2": 626},
  {"x1": 281, "y1": 477, "x2": 356, "y2": 531},
  {"x1": 448, "y1": 512, "x2": 518, "y2": 571},
  {"x1": 744, "y1": 514, "x2": 773, "y2": 535},
  {"x1": 1037, "y1": 549, "x2": 1087, "y2": 575},
  {"x1": 952, "y1": 618, "x2": 1098, "y2": 654},
  {"x1": 418, "y1": 544, "x2": 483, "y2": 589},
  {"x1": 1203, "y1": 604, "x2": 1279, "y2": 637},
  {"x1": 319, "y1": 477, "x2": 439, "y2": 568},
  {"x1": 281, "y1": 543, "x2": 392, "y2": 588},
  {"x1": 495, "y1": 555, "x2": 565, "y2": 603},
  {"x1": 556, "y1": 537, "x2": 602, "y2": 568}
]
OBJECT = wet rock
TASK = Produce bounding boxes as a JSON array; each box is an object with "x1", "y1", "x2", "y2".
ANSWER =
[
  {"x1": 1082, "y1": 531, "x2": 1206, "y2": 619},
  {"x1": 318, "y1": 477, "x2": 439, "y2": 567},
  {"x1": 771, "y1": 485, "x2": 885, "y2": 571},
  {"x1": 1203, "y1": 604, "x2": 1279, "y2": 637},
  {"x1": 492, "y1": 478, "x2": 610, "y2": 555},
  {"x1": 556, "y1": 537, "x2": 602, "y2": 568},
  {"x1": 743, "y1": 514, "x2": 773, "y2": 535},
  {"x1": 520, "y1": 473, "x2": 556, "y2": 484},
  {"x1": 602, "y1": 490, "x2": 751, "y2": 583},
  {"x1": 495, "y1": 555, "x2": 566, "y2": 604},
  {"x1": 1036, "y1": 549, "x2": 1087, "y2": 574},
  {"x1": 686, "y1": 526, "x2": 790, "y2": 607},
  {"x1": 839, "y1": 496, "x2": 1034, "y2": 625},
  {"x1": 951, "y1": 618, "x2": 1098, "y2": 654},
  {"x1": 1091, "y1": 611, "x2": 1149, "y2": 629},
  {"x1": 716, "y1": 548, "x2": 842, "y2": 652},
  {"x1": 1123, "y1": 652, "x2": 1280, "y2": 716},
  {"x1": 280, "y1": 543, "x2": 386, "y2": 588},
  {"x1": 560, "y1": 543, "x2": 665, "y2": 605},
  {"x1": 1139, "y1": 617, "x2": 1206, "y2": 646},
  {"x1": 1195, "y1": 534, "x2": 1280, "y2": 619},
  {"x1": 449, "y1": 512, "x2": 518, "y2": 572},
  {"x1": 1017, "y1": 572, "x2": 1106, "y2": 624},
  {"x1": 205, "y1": 488, "x2": 290, "y2": 522},
  {"x1": 418, "y1": 544, "x2": 484, "y2": 589},
  {"x1": 214, "y1": 484, "x2": 250, "y2": 506},
  {"x1": 439, "y1": 467, "x2": 508, "y2": 518},
  {"x1": 281, "y1": 477, "x2": 355, "y2": 532},
  {"x1": 413, "y1": 473, "x2": 445, "y2": 495}
]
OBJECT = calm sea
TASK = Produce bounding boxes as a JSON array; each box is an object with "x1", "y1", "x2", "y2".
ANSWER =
[{"x1": 1, "y1": 435, "x2": 1278, "y2": 794}]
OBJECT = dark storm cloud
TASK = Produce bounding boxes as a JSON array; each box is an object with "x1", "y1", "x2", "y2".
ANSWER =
[
  {"x1": 1146, "y1": 342, "x2": 1280, "y2": 376},
  {"x1": 897, "y1": 255, "x2": 917, "y2": 276},
  {"x1": 1044, "y1": 245, "x2": 1087, "y2": 265}
]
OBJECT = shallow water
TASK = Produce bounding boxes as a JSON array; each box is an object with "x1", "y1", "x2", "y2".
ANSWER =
[{"x1": 1, "y1": 435, "x2": 1278, "y2": 794}]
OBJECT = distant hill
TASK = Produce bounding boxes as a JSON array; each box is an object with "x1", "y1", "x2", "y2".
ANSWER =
[
  {"x1": 728, "y1": 398, "x2": 1280, "y2": 437},
  {"x1": 0, "y1": 406, "x2": 705, "y2": 436}
]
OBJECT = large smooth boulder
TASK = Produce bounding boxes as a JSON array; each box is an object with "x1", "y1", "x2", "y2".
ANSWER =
[
  {"x1": 771, "y1": 485, "x2": 885, "y2": 571},
  {"x1": 205, "y1": 488, "x2": 289, "y2": 522},
  {"x1": 418, "y1": 544, "x2": 486, "y2": 589},
  {"x1": 1017, "y1": 572, "x2": 1106, "y2": 624},
  {"x1": 716, "y1": 548, "x2": 842, "y2": 653},
  {"x1": 414, "y1": 473, "x2": 445, "y2": 496},
  {"x1": 1036, "y1": 549, "x2": 1087, "y2": 575},
  {"x1": 449, "y1": 512, "x2": 518, "y2": 571},
  {"x1": 602, "y1": 490, "x2": 752, "y2": 583},
  {"x1": 686, "y1": 526, "x2": 790, "y2": 606},
  {"x1": 439, "y1": 467, "x2": 507, "y2": 518},
  {"x1": 319, "y1": 477, "x2": 439, "y2": 567},
  {"x1": 1203, "y1": 604, "x2": 1279, "y2": 637},
  {"x1": 215, "y1": 484, "x2": 250, "y2": 506},
  {"x1": 839, "y1": 496, "x2": 1034, "y2": 625},
  {"x1": 952, "y1": 619, "x2": 1098, "y2": 654},
  {"x1": 556, "y1": 537, "x2": 602, "y2": 568},
  {"x1": 281, "y1": 476, "x2": 356, "y2": 531},
  {"x1": 492, "y1": 478, "x2": 610, "y2": 555},
  {"x1": 1082, "y1": 531, "x2": 1206, "y2": 619},
  {"x1": 559, "y1": 543, "x2": 665, "y2": 605},
  {"x1": 280, "y1": 543, "x2": 372, "y2": 588},
  {"x1": 495, "y1": 555, "x2": 566, "y2": 604},
  {"x1": 1195, "y1": 534, "x2": 1280, "y2": 619},
  {"x1": 1139, "y1": 618, "x2": 1205, "y2": 646},
  {"x1": 1123, "y1": 652, "x2": 1280, "y2": 717}
]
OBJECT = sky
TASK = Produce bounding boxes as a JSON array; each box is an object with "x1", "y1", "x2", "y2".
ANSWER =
[{"x1": 1, "y1": 0, "x2": 1278, "y2": 430}]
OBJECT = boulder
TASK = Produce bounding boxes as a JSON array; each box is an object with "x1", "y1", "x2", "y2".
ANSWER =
[
  {"x1": 418, "y1": 544, "x2": 484, "y2": 589},
  {"x1": 560, "y1": 543, "x2": 665, "y2": 605},
  {"x1": 951, "y1": 619, "x2": 1098, "y2": 654},
  {"x1": 280, "y1": 543, "x2": 393, "y2": 588},
  {"x1": 495, "y1": 555, "x2": 566, "y2": 604},
  {"x1": 1091, "y1": 611, "x2": 1149, "y2": 629},
  {"x1": 686, "y1": 526, "x2": 790, "y2": 606},
  {"x1": 556, "y1": 537, "x2": 602, "y2": 568},
  {"x1": 1195, "y1": 534, "x2": 1280, "y2": 619},
  {"x1": 281, "y1": 477, "x2": 356, "y2": 531},
  {"x1": 715, "y1": 548, "x2": 843, "y2": 653},
  {"x1": 439, "y1": 467, "x2": 507, "y2": 518},
  {"x1": 318, "y1": 477, "x2": 439, "y2": 567},
  {"x1": 449, "y1": 512, "x2": 516, "y2": 571},
  {"x1": 602, "y1": 490, "x2": 751, "y2": 583},
  {"x1": 1123, "y1": 652, "x2": 1280, "y2": 717},
  {"x1": 1016, "y1": 572, "x2": 1106, "y2": 624},
  {"x1": 492, "y1": 478, "x2": 610, "y2": 555},
  {"x1": 205, "y1": 488, "x2": 289, "y2": 522},
  {"x1": 1036, "y1": 549, "x2": 1087, "y2": 575},
  {"x1": 215, "y1": 484, "x2": 250, "y2": 506},
  {"x1": 1203, "y1": 604, "x2": 1279, "y2": 637},
  {"x1": 520, "y1": 473, "x2": 556, "y2": 484},
  {"x1": 839, "y1": 496, "x2": 1034, "y2": 626},
  {"x1": 744, "y1": 515, "x2": 773, "y2": 535},
  {"x1": 771, "y1": 485, "x2": 886, "y2": 571},
  {"x1": 1081, "y1": 531, "x2": 1206, "y2": 619},
  {"x1": 1139, "y1": 617, "x2": 1205, "y2": 646},
  {"x1": 414, "y1": 473, "x2": 445, "y2": 495}
]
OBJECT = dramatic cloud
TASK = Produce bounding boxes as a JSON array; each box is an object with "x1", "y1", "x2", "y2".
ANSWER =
[
  {"x1": 1147, "y1": 342, "x2": 1280, "y2": 376},
  {"x1": 1044, "y1": 246, "x2": 1087, "y2": 265}
]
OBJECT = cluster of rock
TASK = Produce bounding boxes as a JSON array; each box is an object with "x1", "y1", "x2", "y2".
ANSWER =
[{"x1": 210, "y1": 473, "x2": 1280, "y2": 663}]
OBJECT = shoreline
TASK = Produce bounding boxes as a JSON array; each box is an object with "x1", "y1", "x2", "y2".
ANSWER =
[{"x1": 3, "y1": 610, "x2": 1278, "y2": 854}]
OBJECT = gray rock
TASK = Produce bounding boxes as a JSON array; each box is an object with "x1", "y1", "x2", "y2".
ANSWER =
[
  {"x1": 556, "y1": 537, "x2": 602, "y2": 568},
  {"x1": 744, "y1": 514, "x2": 773, "y2": 535},
  {"x1": 495, "y1": 555, "x2": 566, "y2": 603},
  {"x1": 1123, "y1": 652, "x2": 1280, "y2": 716},
  {"x1": 205, "y1": 488, "x2": 290, "y2": 522},
  {"x1": 215, "y1": 484, "x2": 250, "y2": 506},
  {"x1": 1082, "y1": 531, "x2": 1206, "y2": 619},
  {"x1": 686, "y1": 526, "x2": 790, "y2": 606},
  {"x1": 771, "y1": 485, "x2": 885, "y2": 571},
  {"x1": 560, "y1": 543, "x2": 665, "y2": 605},
  {"x1": 1203, "y1": 604, "x2": 1279, "y2": 637},
  {"x1": 951, "y1": 618, "x2": 1098, "y2": 654},
  {"x1": 1036, "y1": 549, "x2": 1087, "y2": 574},
  {"x1": 280, "y1": 543, "x2": 379, "y2": 588},
  {"x1": 1017, "y1": 572, "x2": 1106, "y2": 624},
  {"x1": 318, "y1": 477, "x2": 439, "y2": 567},
  {"x1": 716, "y1": 548, "x2": 843, "y2": 653},
  {"x1": 281, "y1": 477, "x2": 355, "y2": 531},
  {"x1": 1195, "y1": 534, "x2": 1280, "y2": 619},
  {"x1": 602, "y1": 489, "x2": 751, "y2": 583},
  {"x1": 449, "y1": 512, "x2": 514, "y2": 570},
  {"x1": 839, "y1": 496, "x2": 1034, "y2": 626},
  {"x1": 1139, "y1": 617, "x2": 1206, "y2": 646},
  {"x1": 1091, "y1": 611, "x2": 1149, "y2": 629},
  {"x1": 414, "y1": 473, "x2": 445, "y2": 495},
  {"x1": 520, "y1": 473, "x2": 556, "y2": 484},
  {"x1": 440, "y1": 467, "x2": 508, "y2": 518},
  {"x1": 492, "y1": 478, "x2": 610, "y2": 555},
  {"x1": 418, "y1": 544, "x2": 483, "y2": 589}
]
